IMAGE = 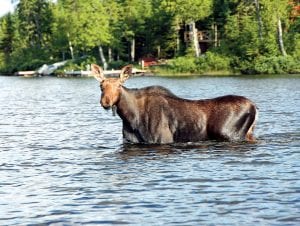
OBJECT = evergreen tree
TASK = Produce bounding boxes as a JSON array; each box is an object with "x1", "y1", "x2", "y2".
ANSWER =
[
  {"x1": 102, "y1": 0, "x2": 122, "y2": 62},
  {"x1": 56, "y1": 0, "x2": 110, "y2": 62},
  {"x1": 0, "y1": 14, "x2": 15, "y2": 68},
  {"x1": 162, "y1": 0, "x2": 213, "y2": 57},
  {"x1": 119, "y1": 0, "x2": 152, "y2": 61},
  {"x1": 17, "y1": 0, "x2": 53, "y2": 48},
  {"x1": 259, "y1": 0, "x2": 290, "y2": 56},
  {"x1": 0, "y1": 0, "x2": 298, "y2": 74}
]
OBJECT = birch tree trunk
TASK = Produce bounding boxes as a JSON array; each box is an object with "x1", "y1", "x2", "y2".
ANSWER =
[
  {"x1": 254, "y1": 0, "x2": 263, "y2": 40},
  {"x1": 66, "y1": 33, "x2": 74, "y2": 59},
  {"x1": 277, "y1": 17, "x2": 287, "y2": 57},
  {"x1": 213, "y1": 23, "x2": 218, "y2": 47},
  {"x1": 108, "y1": 47, "x2": 112, "y2": 62},
  {"x1": 191, "y1": 21, "x2": 200, "y2": 57},
  {"x1": 130, "y1": 37, "x2": 135, "y2": 62},
  {"x1": 98, "y1": 45, "x2": 108, "y2": 70},
  {"x1": 176, "y1": 19, "x2": 180, "y2": 54},
  {"x1": 157, "y1": 46, "x2": 161, "y2": 58}
]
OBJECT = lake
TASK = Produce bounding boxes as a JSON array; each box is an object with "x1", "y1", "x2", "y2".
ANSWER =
[{"x1": 0, "y1": 75, "x2": 299, "y2": 225}]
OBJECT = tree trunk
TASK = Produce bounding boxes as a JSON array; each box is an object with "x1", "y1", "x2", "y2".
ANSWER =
[
  {"x1": 67, "y1": 33, "x2": 74, "y2": 59},
  {"x1": 157, "y1": 46, "x2": 161, "y2": 58},
  {"x1": 176, "y1": 34, "x2": 180, "y2": 55},
  {"x1": 108, "y1": 47, "x2": 113, "y2": 62},
  {"x1": 277, "y1": 17, "x2": 287, "y2": 57},
  {"x1": 98, "y1": 45, "x2": 108, "y2": 70},
  {"x1": 191, "y1": 21, "x2": 200, "y2": 57},
  {"x1": 254, "y1": 0, "x2": 263, "y2": 40},
  {"x1": 176, "y1": 19, "x2": 180, "y2": 55},
  {"x1": 213, "y1": 23, "x2": 218, "y2": 47},
  {"x1": 130, "y1": 37, "x2": 135, "y2": 62}
]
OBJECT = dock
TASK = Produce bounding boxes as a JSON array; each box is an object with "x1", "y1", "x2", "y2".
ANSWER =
[
  {"x1": 62, "y1": 68, "x2": 148, "y2": 77},
  {"x1": 16, "y1": 71, "x2": 37, "y2": 77},
  {"x1": 17, "y1": 65, "x2": 150, "y2": 77}
]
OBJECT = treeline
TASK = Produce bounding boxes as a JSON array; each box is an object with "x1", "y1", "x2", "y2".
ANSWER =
[{"x1": 0, "y1": 0, "x2": 299, "y2": 75}]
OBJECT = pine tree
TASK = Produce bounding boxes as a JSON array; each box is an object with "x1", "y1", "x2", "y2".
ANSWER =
[
  {"x1": 162, "y1": 0, "x2": 213, "y2": 57},
  {"x1": 56, "y1": 0, "x2": 110, "y2": 62},
  {"x1": 17, "y1": 0, "x2": 53, "y2": 48}
]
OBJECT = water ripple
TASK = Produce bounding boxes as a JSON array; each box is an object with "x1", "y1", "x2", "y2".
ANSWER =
[{"x1": 0, "y1": 76, "x2": 299, "y2": 225}]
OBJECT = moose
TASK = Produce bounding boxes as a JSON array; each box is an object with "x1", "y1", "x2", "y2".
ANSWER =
[{"x1": 92, "y1": 64, "x2": 258, "y2": 144}]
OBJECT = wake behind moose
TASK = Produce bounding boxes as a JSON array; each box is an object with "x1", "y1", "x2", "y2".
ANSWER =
[{"x1": 92, "y1": 64, "x2": 258, "y2": 144}]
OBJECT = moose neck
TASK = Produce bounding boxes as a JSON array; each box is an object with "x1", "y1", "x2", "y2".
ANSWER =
[{"x1": 116, "y1": 86, "x2": 140, "y2": 125}]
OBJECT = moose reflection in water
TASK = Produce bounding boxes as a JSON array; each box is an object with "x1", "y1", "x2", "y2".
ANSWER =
[{"x1": 92, "y1": 64, "x2": 258, "y2": 144}]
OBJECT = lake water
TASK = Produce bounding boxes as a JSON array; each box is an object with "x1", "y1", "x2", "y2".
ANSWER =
[{"x1": 0, "y1": 75, "x2": 299, "y2": 225}]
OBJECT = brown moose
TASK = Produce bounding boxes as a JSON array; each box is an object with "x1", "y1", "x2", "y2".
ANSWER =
[{"x1": 92, "y1": 64, "x2": 258, "y2": 144}]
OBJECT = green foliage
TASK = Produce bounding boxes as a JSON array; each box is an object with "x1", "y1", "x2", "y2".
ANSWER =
[
  {"x1": 0, "y1": 0, "x2": 299, "y2": 75},
  {"x1": 108, "y1": 60, "x2": 128, "y2": 70},
  {"x1": 167, "y1": 52, "x2": 231, "y2": 74},
  {"x1": 56, "y1": 0, "x2": 110, "y2": 50},
  {"x1": 0, "y1": 14, "x2": 15, "y2": 71},
  {"x1": 168, "y1": 57, "x2": 198, "y2": 73},
  {"x1": 173, "y1": 0, "x2": 212, "y2": 22},
  {"x1": 253, "y1": 55, "x2": 300, "y2": 74},
  {"x1": 196, "y1": 52, "x2": 231, "y2": 72},
  {"x1": 223, "y1": 3, "x2": 262, "y2": 60},
  {"x1": 54, "y1": 56, "x2": 97, "y2": 75},
  {"x1": 286, "y1": 18, "x2": 300, "y2": 58},
  {"x1": 17, "y1": 0, "x2": 53, "y2": 48}
]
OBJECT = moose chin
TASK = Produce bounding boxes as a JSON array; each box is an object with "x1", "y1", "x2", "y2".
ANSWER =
[{"x1": 92, "y1": 64, "x2": 258, "y2": 144}]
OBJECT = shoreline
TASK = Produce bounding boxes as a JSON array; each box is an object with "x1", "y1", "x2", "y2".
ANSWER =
[{"x1": 1, "y1": 72, "x2": 300, "y2": 78}]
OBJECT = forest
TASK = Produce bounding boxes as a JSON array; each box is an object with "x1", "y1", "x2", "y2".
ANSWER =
[{"x1": 0, "y1": 0, "x2": 299, "y2": 75}]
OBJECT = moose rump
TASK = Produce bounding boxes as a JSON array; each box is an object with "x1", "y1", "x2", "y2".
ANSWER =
[{"x1": 92, "y1": 64, "x2": 258, "y2": 144}]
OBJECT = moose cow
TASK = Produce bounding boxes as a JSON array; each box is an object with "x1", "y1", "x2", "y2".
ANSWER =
[{"x1": 92, "y1": 64, "x2": 258, "y2": 144}]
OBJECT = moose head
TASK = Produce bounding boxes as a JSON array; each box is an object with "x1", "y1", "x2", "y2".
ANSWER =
[{"x1": 91, "y1": 64, "x2": 132, "y2": 109}]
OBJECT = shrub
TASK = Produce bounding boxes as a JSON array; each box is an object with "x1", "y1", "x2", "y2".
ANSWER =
[
  {"x1": 108, "y1": 60, "x2": 128, "y2": 70},
  {"x1": 168, "y1": 57, "x2": 198, "y2": 73},
  {"x1": 196, "y1": 52, "x2": 231, "y2": 72},
  {"x1": 163, "y1": 52, "x2": 232, "y2": 75},
  {"x1": 57, "y1": 56, "x2": 97, "y2": 72},
  {"x1": 253, "y1": 55, "x2": 300, "y2": 74}
]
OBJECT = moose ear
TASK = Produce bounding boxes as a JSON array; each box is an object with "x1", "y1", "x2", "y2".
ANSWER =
[
  {"x1": 120, "y1": 64, "x2": 132, "y2": 83},
  {"x1": 91, "y1": 64, "x2": 105, "y2": 82}
]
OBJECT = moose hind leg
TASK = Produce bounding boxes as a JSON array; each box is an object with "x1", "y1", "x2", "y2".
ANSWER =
[
  {"x1": 246, "y1": 124, "x2": 256, "y2": 142},
  {"x1": 241, "y1": 108, "x2": 257, "y2": 142},
  {"x1": 234, "y1": 109, "x2": 257, "y2": 141}
]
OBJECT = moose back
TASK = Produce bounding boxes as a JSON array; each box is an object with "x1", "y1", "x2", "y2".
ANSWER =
[{"x1": 92, "y1": 64, "x2": 258, "y2": 144}]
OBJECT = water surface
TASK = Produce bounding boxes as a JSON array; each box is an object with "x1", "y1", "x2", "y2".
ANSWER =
[{"x1": 0, "y1": 75, "x2": 299, "y2": 225}]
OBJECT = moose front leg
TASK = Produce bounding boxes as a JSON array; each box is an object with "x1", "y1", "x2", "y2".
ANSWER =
[{"x1": 122, "y1": 123, "x2": 144, "y2": 143}]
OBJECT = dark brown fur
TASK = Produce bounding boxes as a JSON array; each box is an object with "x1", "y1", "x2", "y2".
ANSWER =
[{"x1": 92, "y1": 64, "x2": 258, "y2": 144}]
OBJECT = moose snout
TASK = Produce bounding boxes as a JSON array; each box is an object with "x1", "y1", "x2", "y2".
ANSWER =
[{"x1": 100, "y1": 96, "x2": 113, "y2": 109}]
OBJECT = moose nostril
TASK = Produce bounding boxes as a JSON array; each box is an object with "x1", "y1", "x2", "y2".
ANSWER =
[{"x1": 101, "y1": 97, "x2": 111, "y2": 108}]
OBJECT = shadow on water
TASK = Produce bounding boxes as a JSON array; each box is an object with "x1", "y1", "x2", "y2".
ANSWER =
[
  {"x1": 115, "y1": 128, "x2": 300, "y2": 161},
  {"x1": 117, "y1": 140, "x2": 259, "y2": 159}
]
